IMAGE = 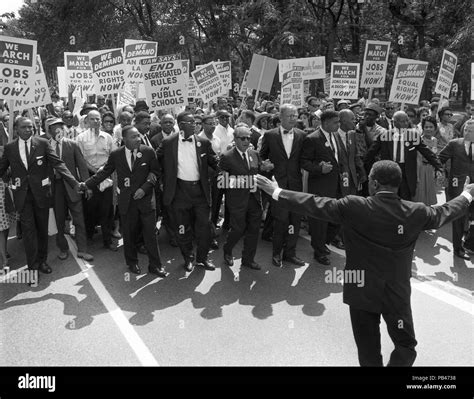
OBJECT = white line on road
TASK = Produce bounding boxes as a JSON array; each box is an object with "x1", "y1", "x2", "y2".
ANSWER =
[{"x1": 66, "y1": 236, "x2": 159, "y2": 366}]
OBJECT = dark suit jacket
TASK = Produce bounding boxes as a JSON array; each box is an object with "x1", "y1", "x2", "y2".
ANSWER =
[
  {"x1": 151, "y1": 131, "x2": 173, "y2": 151},
  {"x1": 275, "y1": 189, "x2": 470, "y2": 313},
  {"x1": 0, "y1": 136, "x2": 78, "y2": 211},
  {"x1": 301, "y1": 128, "x2": 340, "y2": 197},
  {"x1": 249, "y1": 127, "x2": 261, "y2": 150},
  {"x1": 85, "y1": 145, "x2": 158, "y2": 215},
  {"x1": 334, "y1": 130, "x2": 366, "y2": 196},
  {"x1": 364, "y1": 129, "x2": 443, "y2": 197},
  {"x1": 439, "y1": 138, "x2": 474, "y2": 201},
  {"x1": 218, "y1": 147, "x2": 261, "y2": 210},
  {"x1": 49, "y1": 138, "x2": 89, "y2": 202},
  {"x1": 156, "y1": 133, "x2": 218, "y2": 207},
  {"x1": 259, "y1": 127, "x2": 305, "y2": 191}
]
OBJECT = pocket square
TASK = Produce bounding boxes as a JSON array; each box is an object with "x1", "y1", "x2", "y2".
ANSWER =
[
  {"x1": 36, "y1": 155, "x2": 43, "y2": 159},
  {"x1": 200, "y1": 153, "x2": 206, "y2": 157},
  {"x1": 141, "y1": 163, "x2": 146, "y2": 166}
]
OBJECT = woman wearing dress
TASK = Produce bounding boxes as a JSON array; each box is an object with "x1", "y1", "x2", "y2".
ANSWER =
[{"x1": 413, "y1": 116, "x2": 439, "y2": 205}]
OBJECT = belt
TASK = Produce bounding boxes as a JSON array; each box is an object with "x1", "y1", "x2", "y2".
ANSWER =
[{"x1": 177, "y1": 179, "x2": 200, "y2": 185}]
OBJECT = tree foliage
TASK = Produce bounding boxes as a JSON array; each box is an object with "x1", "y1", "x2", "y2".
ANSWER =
[{"x1": 3, "y1": 0, "x2": 472, "y2": 103}]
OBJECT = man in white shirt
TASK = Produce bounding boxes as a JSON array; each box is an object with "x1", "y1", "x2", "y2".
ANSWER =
[{"x1": 76, "y1": 110, "x2": 117, "y2": 250}]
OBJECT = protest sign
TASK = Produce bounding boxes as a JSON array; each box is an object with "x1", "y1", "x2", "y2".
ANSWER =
[
  {"x1": 388, "y1": 58, "x2": 428, "y2": 105},
  {"x1": 215, "y1": 61, "x2": 232, "y2": 93},
  {"x1": 471, "y1": 63, "x2": 474, "y2": 101},
  {"x1": 434, "y1": 49, "x2": 457, "y2": 98},
  {"x1": 141, "y1": 56, "x2": 187, "y2": 111},
  {"x1": 0, "y1": 36, "x2": 37, "y2": 103},
  {"x1": 15, "y1": 55, "x2": 51, "y2": 110},
  {"x1": 278, "y1": 56, "x2": 326, "y2": 82},
  {"x1": 64, "y1": 52, "x2": 94, "y2": 94},
  {"x1": 329, "y1": 63, "x2": 360, "y2": 99},
  {"x1": 323, "y1": 73, "x2": 331, "y2": 94},
  {"x1": 124, "y1": 39, "x2": 157, "y2": 96},
  {"x1": 247, "y1": 54, "x2": 278, "y2": 94},
  {"x1": 281, "y1": 67, "x2": 304, "y2": 107},
  {"x1": 239, "y1": 70, "x2": 251, "y2": 97},
  {"x1": 191, "y1": 62, "x2": 225, "y2": 103},
  {"x1": 187, "y1": 75, "x2": 201, "y2": 99},
  {"x1": 360, "y1": 40, "x2": 390, "y2": 88},
  {"x1": 57, "y1": 66, "x2": 67, "y2": 97},
  {"x1": 89, "y1": 48, "x2": 126, "y2": 95}
]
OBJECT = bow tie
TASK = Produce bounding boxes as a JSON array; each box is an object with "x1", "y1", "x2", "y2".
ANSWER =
[
  {"x1": 182, "y1": 137, "x2": 193, "y2": 143},
  {"x1": 283, "y1": 129, "x2": 290, "y2": 135}
]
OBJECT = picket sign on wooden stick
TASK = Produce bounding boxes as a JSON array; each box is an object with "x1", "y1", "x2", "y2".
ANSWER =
[
  {"x1": 8, "y1": 100, "x2": 14, "y2": 142},
  {"x1": 254, "y1": 56, "x2": 267, "y2": 111}
]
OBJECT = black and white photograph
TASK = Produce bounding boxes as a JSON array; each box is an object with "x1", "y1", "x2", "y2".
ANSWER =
[{"x1": 0, "y1": 0, "x2": 473, "y2": 395}]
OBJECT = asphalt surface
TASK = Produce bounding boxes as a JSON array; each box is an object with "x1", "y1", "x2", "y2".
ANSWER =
[{"x1": 0, "y1": 194, "x2": 473, "y2": 367}]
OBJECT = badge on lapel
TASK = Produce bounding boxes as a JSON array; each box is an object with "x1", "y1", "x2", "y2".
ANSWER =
[
  {"x1": 37, "y1": 160, "x2": 43, "y2": 166},
  {"x1": 325, "y1": 142, "x2": 330, "y2": 148},
  {"x1": 196, "y1": 141, "x2": 201, "y2": 147},
  {"x1": 136, "y1": 152, "x2": 142, "y2": 158}
]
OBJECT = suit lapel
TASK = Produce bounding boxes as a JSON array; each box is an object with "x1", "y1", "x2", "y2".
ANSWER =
[
  {"x1": 335, "y1": 132, "x2": 348, "y2": 161},
  {"x1": 14, "y1": 139, "x2": 27, "y2": 172},
  {"x1": 233, "y1": 147, "x2": 249, "y2": 171},
  {"x1": 28, "y1": 136, "x2": 38, "y2": 168},
  {"x1": 171, "y1": 134, "x2": 179, "y2": 174},
  {"x1": 289, "y1": 130, "x2": 300, "y2": 160},
  {"x1": 194, "y1": 135, "x2": 202, "y2": 171},
  {"x1": 319, "y1": 130, "x2": 337, "y2": 163},
  {"x1": 275, "y1": 129, "x2": 288, "y2": 159}
]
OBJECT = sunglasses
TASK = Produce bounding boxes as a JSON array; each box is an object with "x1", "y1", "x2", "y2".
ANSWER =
[
  {"x1": 444, "y1": 113, "x2": 453, "y2": 116},
  {"x1": 237, "y1": 137, "x2": 251, "y2": 141}
]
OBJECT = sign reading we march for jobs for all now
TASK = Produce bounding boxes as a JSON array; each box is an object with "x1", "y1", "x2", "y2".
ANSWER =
[
  {"x1": 64, "y1": 52, "x2": 94, "y2": 94},
  {"x1": 0, "y1": 36, "x2": 37, "y2": 102},
  {"x1": 15, "y1": 54, "x2": 51, "y2": 110},
  {"x1": 360, "y1": 40, "x2": 390, "y2": 88},
  {"x1": 89, "y1": 48, "x2": 126, "y2": 95}
]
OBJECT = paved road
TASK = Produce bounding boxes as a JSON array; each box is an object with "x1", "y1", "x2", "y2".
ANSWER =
[{"x1": 1, "y1": 202, "x2": 473, "y2": 367}]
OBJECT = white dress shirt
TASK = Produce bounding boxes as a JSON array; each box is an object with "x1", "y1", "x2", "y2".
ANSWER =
[
  {"x1": 50, "y1": 138, "x2": 63, "y2": 159},
  {"x1": 392, "y1": 128, "x2": 405, "y2": 163},
  {"x1": 124, "y1": 147, "x2": 136, "y2": 171},
  {"x1": 321, "y1": 127, "x2": 338, "y2": 162},
  {"x1": 76, "y1": 129, "x2": 115, "y2": 170},
  {"x1": 464, "y1": 140, "x2": 473, "y2": 159},
  {"x1": 213, "y1": 124, "x2": 234, "y2": 154},
  {"x1": 177, "y1": 133, "x2": 200, "y2": 181},
  {"x1": 337, "y1": 128, "x2": 348, "y2": 151},
  {"x1": 280, "y1": 126, "x2": 294, "y2": 158},
  {"x1": 19, "y1": 137, "x2": 32, "y2": 169},
  {"x1": 236, "y1": 147, "x2": 249, "y2": 169},
  {"x1": 198, "y1": 131, "x2": 220, "y2": 155}
]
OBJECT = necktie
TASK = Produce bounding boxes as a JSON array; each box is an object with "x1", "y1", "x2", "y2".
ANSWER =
[
  {"x1": 469, "y1": 143, "x2": 473, "y2": 161},
  {"x1": 55, "y1": 141, "x2": 60, "y2": 158},
  {"x1": 328, "y1": 132, "x2": 335, "y2": 153},
  {"x1": 24, "y1": 140, "x2": 29, "y2": 168},
  {"x1": 242, "y1": 152, "x2": 249, "y2": 169},
  {"x1": 131, "y1": 150, "x2": 135, "y2": 171},
  {"x1": 143, "y1": 135, "x2": 151, "y2": 147}
]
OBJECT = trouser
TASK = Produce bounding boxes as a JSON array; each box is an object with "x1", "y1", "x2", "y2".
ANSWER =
[
  {"x1": 349, "y1": 306, "x2": 417, "y2": 367},
  {"x1": 53, "y1": 179, "x2": 87, "y2": 252},
  {"x1": 121, "y1": 201, "x2": 162, "y2": 268},
  {"x1": 223, "y1": 196, "x2": 262, "y2": 264},
  {"x1": 20, "y1": 189, "x2": 49, "y2": 269},
  {"x1": 398, "y1": 165, "x2": 412, "y2": 201},
  {"x1": 171, "y1": 180, "x2": 211, "y2": 262},
  {"x1": 272, "y1": 201, "x2": 301, "y2": 257},
  {"x1": 83, "y1": 185, "x2": 114, "y2": 245}
]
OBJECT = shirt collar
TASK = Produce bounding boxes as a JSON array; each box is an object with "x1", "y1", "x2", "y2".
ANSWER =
[
  {"x1": 320, "y1": 127, "x2": 331, "y2": 137},
  {"x1": 236, "y1": 147, "x2": 247, "y2": 157},
  {"x1": 21, "y1": 137, "x2": 32, "y2": 144},
  {"x1": 179, "y1": 131, "x2": 194, "y2": 142},
  {"x1": 280, "y1": 126, "x2": 293, "y2": 135},
  {"x1": 125, "y1": 147, "x2": 136, "y2": 155}
]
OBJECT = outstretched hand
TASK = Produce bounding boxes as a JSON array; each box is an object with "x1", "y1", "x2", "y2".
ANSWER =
[
  {"x1": 256, "y1": 174, "x2": 279, "y2": 196},
  {"x1": 463, "y1": 176, "x2": 474, "y2": 197}
]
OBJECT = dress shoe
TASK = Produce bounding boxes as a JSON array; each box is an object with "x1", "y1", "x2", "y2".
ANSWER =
[
  {"x1": 104, "y1": 243, "x2": 118, "y2": 252},
  {"x1": 16, "y1": 233, "x2": 22, "y2": 240},
  {"x1": 184, "y1": 259, "x2": 194, "y2": 272},
  {"x1": 169, "y1": 238, "x2": 178, "y2": 247},
  {"x1": 272, "y1": 254, "x2": 282, "y2": 268},
  {"x1": 149, "y1": 265, "x2": 169, "y2": 277},
  {"x1": 282, "y1": 255, "x2": 306, "y2": 266},
  {"x1": 210, "y1": 239, "x2": 219, "y2": 250},
  {"x1": 454, "y1": 249, "x2": 470, "y2": 260},
  {"x1": 58, "y1": 251, "x2": 69, "y2": 260},
  {"x1": 223, "y1": 253, "x2": 234, "y2": 266},
  {"x1": 331, "y1": 240, "x2": 345, "y2": 250},
  {"x1": 323, "y1": 245, "x2": 331, "y2": 255},
  {"x1": 39, "y1": 262, "x2": 52, "y2": 274},
  {"x1": 128, "y1": 264, "x2": 141, "y2": 274},
  {"x1": 196, "y1": 259, "x2": 216, "y2": 271},
  {"x1": 77, "y1": 252, "x2": 94, "y2": 262},
  {"x1": 314, "y1": 254, "x2": 330, "y2": 266},
  {"x1": 242, "y1": 261, "x2": 261, "y2": 270},
  {"x1": 137, "y1": 245, "x2": 147, "y2": 254}
]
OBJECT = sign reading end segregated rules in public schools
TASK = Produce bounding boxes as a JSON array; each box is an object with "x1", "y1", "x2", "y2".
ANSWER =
[{"x1": 0, "y1": 35, "x2": 37, "y2": 103}]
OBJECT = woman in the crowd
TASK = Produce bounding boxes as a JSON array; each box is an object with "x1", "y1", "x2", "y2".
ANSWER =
[
  {"x1": 298, "y1": 109, "x2": 310, "y2": 130},
  {"x1": 416, "y1": 106, "x2": 430, "y2": 131},
  {"x1": 413, "y1": 116, "x2": 439, "y2": 206},
  {"x1": 0, "y1": 143, "x2": 16, "y2": 268},
  {"x1": 435, "y1": 107, "x2": 456, "y2": 150},
  {"x1": 101, "y1": 111, "x2": 115, "y2": 136}
]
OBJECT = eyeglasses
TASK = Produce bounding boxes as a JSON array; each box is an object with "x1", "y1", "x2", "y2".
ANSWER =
[
  {"x1": 237, "y1": 137, "x2": 251, "y2": 141},
  {"x1": 444, "y1": 113, "x2": 453, "y2": 117},
  {"x1": 182, "y1": 121, "x2": 196, "y2": 125}
]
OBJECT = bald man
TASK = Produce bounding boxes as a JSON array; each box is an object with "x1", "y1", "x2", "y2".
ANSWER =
[{"x1": 364, "y1": 111, "x2": 443, "y2": 200}]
